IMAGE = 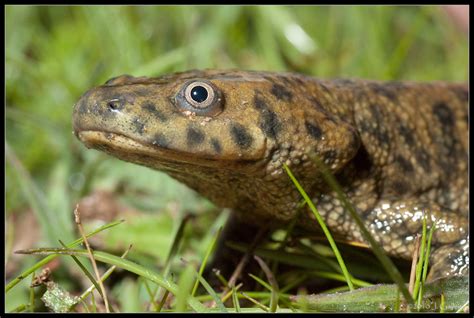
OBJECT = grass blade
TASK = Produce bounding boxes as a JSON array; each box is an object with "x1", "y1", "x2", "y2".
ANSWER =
[
  {"x1": 6, "y1": 219, "x2": 124, "y2": 293},
  {"x1": 422, "y1": 222, "x2": 436, "y2": 283},
  {"x1": 58, "y1": 240, "x2": 104, "y2": 300},
  {"x1": 305, "y1": 155, "x2": 413, "y2": 304},
  {"x1": 413, "y1": 214, "x2": 427, "y2": 304},
  {"x1": 283, "y1": 164, "x2": 354, "y2": 291},
  {"x1": 254, "y1": 255, "x2": 279, "y2": 312},
  {"x1": 240, "y1": 292, "x2": 269, "y2": 312},
  {"x1": 231, "y1": 286, "x2": 241, "y2": 313},
  {"x1": 193, "y1": 269, "x2": 227, "y2": 312},
  {"x1": 176, "y1": 264, "x2": 196, "y2": 312},
  {"x1": 191, "y1": 227, "x2": 222, "y2": 296},
  {"x1": 15, "y1": 248, "x2": 208, "y2": 312}
]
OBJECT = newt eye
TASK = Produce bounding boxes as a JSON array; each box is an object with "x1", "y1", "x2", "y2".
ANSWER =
[
  {"x1": 189, "y1": 84, "x2": 209, "y2": 103},
  {"x1": 175, "y1": 80, "x2": 224, "y2": 116}
]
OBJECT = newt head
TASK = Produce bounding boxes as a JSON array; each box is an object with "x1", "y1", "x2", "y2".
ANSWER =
[{"x1": 72, "y1": 70, "x2": 281, "y2": 172}]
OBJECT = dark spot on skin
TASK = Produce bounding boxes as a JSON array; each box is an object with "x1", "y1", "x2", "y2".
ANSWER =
[
  {"x1": 210, "y1": 138, "x2": 222, "y2": 154},
  {"x1": 132, "y1": 118, "x2": 145, "y2": 135},
  {"x1": 271, "y1": 83, "x2": 293, "y2": 102},
  {"x1": 357, "y1": 120, "x2": 372, "y2": 134},
  {"x1": 187, "y1": 126, "x2": 205, "y2": 147},
  {"x1": 76, "y1": 90, "x2": 95, "y2": 115},
  {"x1": 414, "y1": 148, "x2": 431, "y2": 172},
  {"x1": 398, "y1": 123, "x2": 415, "y2": 146},
  {"x1": 374, "y1": 129, "x2": 390, "y2": 145},
  {"x1": 254, "y1": 94, "x2": 281, "y2": 139},
  {"x1": 253, "y1": 93, "x2": 267, "y2": 110},
  {"x1": 144, "y1": 102, "x2": 167, "y2": 122},
  {"x1": 305, "y1": 121, "x2": 323, "y2": 140},
  {"x1": 261, "y1": 110, "x2": 280, "y2": 139},
  {"x1": 432, "y1": 102, "x2": 455, "y2": 128},
  {"x1": 322, "y1": 150, "x2": 338, "y2": 165},
  {"x1": 152, "y1": 133, "x2": 169, "y2": 149},
  {"x1": 391, "y1": 180, "x2": 409, "y2": 195},
  {"x1": 357, "y1": 115, "x2": 391, "y2": 151},
  {"x1": 431, "y1": 102, "x2": 460, "y2": 160},
  {"x1": 366, "y1": 104, "x2": 390, "y2": 144},
  {"x1": 230, "y1": 123, "x2": 253, "y2": 149},
  {"x1": 434, "y1": 139, "x2": 459, "y2": 173},
  {"x1": 395, "y1": 155, "x2": 414, "y2": 172},
  {"x1": 76, "y1": 98, "x2": 89, "y2": 115},
  {"x1": 368, "y1": 104, "x2": 384, "y2": 123},
  {"x1": 441, "y1": 137, "x2": 457, "y2": 155}
]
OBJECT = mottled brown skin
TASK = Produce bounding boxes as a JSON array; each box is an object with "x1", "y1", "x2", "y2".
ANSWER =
[{"x1": 73, "y1": 70, "x2": 468, "y2": 281}]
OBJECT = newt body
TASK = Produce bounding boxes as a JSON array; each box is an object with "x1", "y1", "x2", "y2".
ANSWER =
[{"x1": 73, "y1": 70, "x2": 468, "y2": 280}]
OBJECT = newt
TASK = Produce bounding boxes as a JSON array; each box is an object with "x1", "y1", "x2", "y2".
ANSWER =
[{"x1": 72, "y1": 70, "x2": 468, "y2": 281}]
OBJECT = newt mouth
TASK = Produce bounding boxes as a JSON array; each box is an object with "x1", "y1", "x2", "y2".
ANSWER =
[{"x1": 77, "y1": 130, "x2": 265, "y2": 170}]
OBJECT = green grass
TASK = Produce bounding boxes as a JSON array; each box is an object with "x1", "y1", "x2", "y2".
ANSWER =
[
  {"x1": 283, "y1": 164, "x2": 355, "y2": 292},
  {"x1": 5, "y1": 5, "x2": 468, "y2": 313}
]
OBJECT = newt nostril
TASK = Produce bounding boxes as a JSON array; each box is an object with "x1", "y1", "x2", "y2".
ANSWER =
[{"x1": 107, "y1": 99, "x2": 122, "y2": 112}]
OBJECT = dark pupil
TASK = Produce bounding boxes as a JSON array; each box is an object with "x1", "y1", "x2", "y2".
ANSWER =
[{"x1": 190, "y1": 86, "x2": 209, "y2": 103}]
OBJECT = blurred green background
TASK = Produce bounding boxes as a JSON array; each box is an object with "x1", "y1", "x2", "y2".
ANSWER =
[{"x1": 5, "y1": 5, "x2": 468, "y2": 312}]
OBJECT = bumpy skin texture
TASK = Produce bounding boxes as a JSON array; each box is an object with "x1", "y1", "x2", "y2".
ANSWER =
[{"x1": 73, "y1": 70, "x2": 468, "y2": 281}]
